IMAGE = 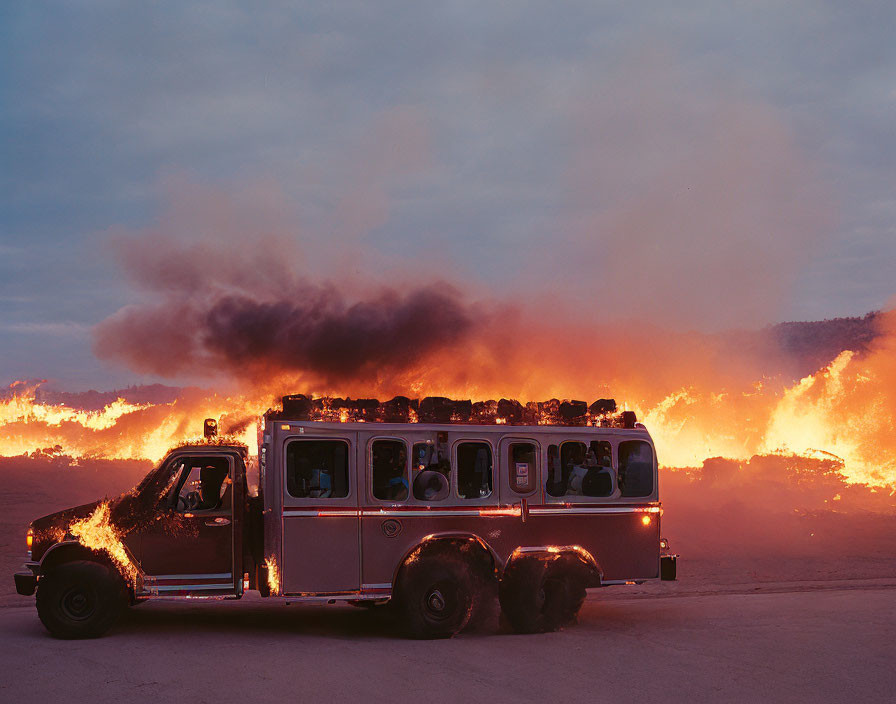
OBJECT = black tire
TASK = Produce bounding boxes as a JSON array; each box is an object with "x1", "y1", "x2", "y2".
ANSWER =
[
  {"x1": 564, "y1": 579, "x2": 587, "y2": 625},
  {"x1": 396, "y1": 553, "x2": 474, "y2": 638},
  {"x1": 36, "y1": 561, "x2": 127, "y2": 639},
  {"x1": 466, "y1": 564, "x2": 499, "y2": 633},
  {"x1": 499, "y1": 557, "x2": 577, "y2": 634}
]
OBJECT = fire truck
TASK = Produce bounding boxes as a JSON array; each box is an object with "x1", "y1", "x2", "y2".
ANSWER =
[{"x1": 15, "y1": 396, "x2": 677, "y2": 639}]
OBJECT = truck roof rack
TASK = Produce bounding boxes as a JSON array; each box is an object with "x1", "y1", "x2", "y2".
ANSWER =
[{"x1": 266, "y1": 395, "x2": 638, "y2": 428}]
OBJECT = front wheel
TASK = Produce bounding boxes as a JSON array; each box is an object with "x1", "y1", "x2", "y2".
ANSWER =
[
  {"x1": 396, "y1": 553, "x2": 474, "y2": 638},
  {"x1": 36, "y1": 561, "x2": 127, "y2": 639}
]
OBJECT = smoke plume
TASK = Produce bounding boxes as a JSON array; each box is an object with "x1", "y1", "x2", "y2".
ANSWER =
[{"x1": 95, "y1": 280, "x2": 478, "y2": 384}]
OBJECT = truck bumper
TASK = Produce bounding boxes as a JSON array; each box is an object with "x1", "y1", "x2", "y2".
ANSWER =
[
  {"x1": 14, "y1": 571, "x2": 37, "y2": 596},
  {"x1": 660, "y1": 554, "x2": 678, "y2": 581}
]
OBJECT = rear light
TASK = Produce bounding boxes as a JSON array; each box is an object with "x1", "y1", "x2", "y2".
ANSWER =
[
  {"x1": 660, "y1": 538, "x2": 669, "y2": 550},
  {"x1": 641, "y1": 515, "x2": 652, "y2": 526},
  {"x1": 26, "y1": 528, "x2": 33, "y2": 549}
]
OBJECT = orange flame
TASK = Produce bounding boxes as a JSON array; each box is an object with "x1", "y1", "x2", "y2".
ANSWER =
[
  {"x1": 68, "y1": 502, "x2": 138, "y2": 580},
  {"x1": 2, "y1": 310, "x2": 896, "y2": 489},
  {"x1": 264, "y1": 555, "x2": 280, "y2": 595}
]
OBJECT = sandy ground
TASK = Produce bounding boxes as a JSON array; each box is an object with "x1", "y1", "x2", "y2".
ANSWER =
[
  {"x1": 2, "y1": 457, "x2": 895, "y2": 701},
  {"x1": 1, "y1": 587, "x2": 894, "y2": 702}
]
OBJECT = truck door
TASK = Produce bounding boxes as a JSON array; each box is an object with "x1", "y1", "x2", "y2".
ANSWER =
[
  {"x1": 280, "y1": 434, "x2": 360, "y2": 593},
  {"x1": 137, "y1": 453, "x2": 239, "y2": 596}
]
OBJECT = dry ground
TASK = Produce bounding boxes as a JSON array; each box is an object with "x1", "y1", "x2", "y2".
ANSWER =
[
  {"x1": 2, "y1": 586, "x2": 895, "y2": 703},
  {"x1": 2, "y1": 457, "x2": 895, "y2": 702}
]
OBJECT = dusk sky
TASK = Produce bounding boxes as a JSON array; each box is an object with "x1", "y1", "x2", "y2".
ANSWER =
[{"x1": 2, "y1": 2, "x2": 895, "y2": 390}]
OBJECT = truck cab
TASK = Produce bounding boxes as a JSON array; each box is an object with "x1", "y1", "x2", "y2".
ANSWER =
[{"x1": 16, "y1": 442, "x2": 258, "y2": 637}]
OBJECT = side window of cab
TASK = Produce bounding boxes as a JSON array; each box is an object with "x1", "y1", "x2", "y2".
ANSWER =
[{"x1": 169, "y1": 456, "x2": 233, "y2": 514}]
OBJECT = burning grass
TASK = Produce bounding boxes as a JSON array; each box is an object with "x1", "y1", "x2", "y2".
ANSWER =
[{"x1": 2, "y1": 310, "x2": 896, "y2": 490}]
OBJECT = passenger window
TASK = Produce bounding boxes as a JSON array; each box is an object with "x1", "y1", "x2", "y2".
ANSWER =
[
  {"x1": 171, "y1": 457, "x2": 232, "y2": 513},
  {"x1": 457, "y1": 442, "x2": 493, "y2": 499},
  {"x1": 618, "y1": 440, "x2": 654, "y2": 497},
  {"x1": 546, "y1": 440, "x2": 615, "y2": 498},
  {"x1": 412, "y1": 435, "x2": 451, "y2": 501},
  {"x1": 371, "y1": 439, "x2": 408, "y2": 501},
  {"x1": 286, "y1": 440, "x2": 349, "y2": 499},
  {"x1": 508, "y1": 442, "x2": 537, "y2": 494}
]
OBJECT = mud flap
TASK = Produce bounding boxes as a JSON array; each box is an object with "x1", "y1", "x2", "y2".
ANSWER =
[
  {"x1": 15, "y1": 571, "x2": 37, "y2": 596},
  {"x1": 660, "y1": 555, "x2": 678, "y2": 581}
]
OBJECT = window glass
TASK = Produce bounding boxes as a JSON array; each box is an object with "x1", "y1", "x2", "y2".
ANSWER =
[
  {"x1": 509, "y1": 442, "x2": 537, "y2": 494},
  {"x1": 457, "y1": 442, "x2": 493, "y2": 499},
  {"x1": 412, "y1": 435, "x2": 451, "y2": 501},
  {"x1": 172, "y1": 457, "x2": 232, "y2": 513},
  {"x1": 618, "y1": 440, "x2": 654, "y2": 497},
  {"x1": 371, "y1": 439, "x2": 408, "y2": 501},
  {"x1": 286, "y1": 440, "x2": 349, "y2": 499},
  {"x1": 546, "y1": 440, "x2": 615, "y2": 498}
]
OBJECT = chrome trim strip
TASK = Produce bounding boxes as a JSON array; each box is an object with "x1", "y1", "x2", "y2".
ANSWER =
[
  {"x1": 284, "y1": 507, "x2": 657, "y2": 517},
  {"x1": 529, "y1": 507, "x2": 655, "y2": 515},
  {"x1": 154, "y1": 583, "x2": 235, "y2": 592},
  {"x1": 361, "y1": 510, "x2": 476, "y2": 517},
  {"x1": 145, "y1": 573, "x2": 232, "y2": 581},
  {"x1": 361, "y1": 583, "x2": 392, "y2": 589}
]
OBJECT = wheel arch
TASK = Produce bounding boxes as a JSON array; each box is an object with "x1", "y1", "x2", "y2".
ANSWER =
[
  {"x1": 503, "y1": 545, "x2": 603, "y2": 587},
  {"x1": 39, "y1": 541, "x2": 120, "y2": 577},
  {"x1": 392, "y1": 532, "x2": 499, "y2": 589}
]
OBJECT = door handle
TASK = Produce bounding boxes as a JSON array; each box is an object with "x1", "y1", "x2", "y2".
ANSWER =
[{"x1": 205, "y1": 517, "x2": 231, "y2": 526}]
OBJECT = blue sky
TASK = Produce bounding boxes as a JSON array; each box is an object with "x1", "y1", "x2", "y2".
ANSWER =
[{"x1": 2, "y1": 2, "x2": 895, "y2": 389}]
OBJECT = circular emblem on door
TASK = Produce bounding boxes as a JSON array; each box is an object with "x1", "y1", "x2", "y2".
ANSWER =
[{"x1": 382, "y1": 519, "x2": 402, "y2": 538}]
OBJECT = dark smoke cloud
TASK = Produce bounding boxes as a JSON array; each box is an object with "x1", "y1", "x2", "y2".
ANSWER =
[{"x1": 94, "y1": 282, "x2": 477, "y2": 384}]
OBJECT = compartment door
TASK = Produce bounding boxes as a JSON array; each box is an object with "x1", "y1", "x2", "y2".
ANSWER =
[{"x1": 281, "y1": 435, "x2": 360, "y2": 593}]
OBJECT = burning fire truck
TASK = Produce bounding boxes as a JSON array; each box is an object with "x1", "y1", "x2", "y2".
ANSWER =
[{"x1": 15, "y1": 395, "x2": 677, "y2": 639}]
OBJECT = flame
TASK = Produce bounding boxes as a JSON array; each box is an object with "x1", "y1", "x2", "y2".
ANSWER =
[
  {"x1": 0, "y1": 381, "x2": 262, "y2": 461},
  {"x1": 69, "y1": 502, "x2": 138, "y2": 579},
  {"x1": 264, "y1": 555, "x2": 280, "y2": 595},
  {"x1": 2, "y1": 311, "x2": 896, "y2": 489}
]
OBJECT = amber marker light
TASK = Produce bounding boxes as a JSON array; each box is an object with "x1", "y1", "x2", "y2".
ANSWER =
[
  {"x1": 641, "y1": 515, "x2": 652, "y2": 526},
  {"x1": 26, "y1": 527, "x2": 33, "y2": 549}
]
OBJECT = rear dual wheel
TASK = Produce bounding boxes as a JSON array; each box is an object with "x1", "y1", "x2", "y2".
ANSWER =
[
  {"x1": 499, "y1": 558, "x2": 586, "y2": 634},
  {"x1": 36, "y1": 560, "x2": 127, "y2": 639}
]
